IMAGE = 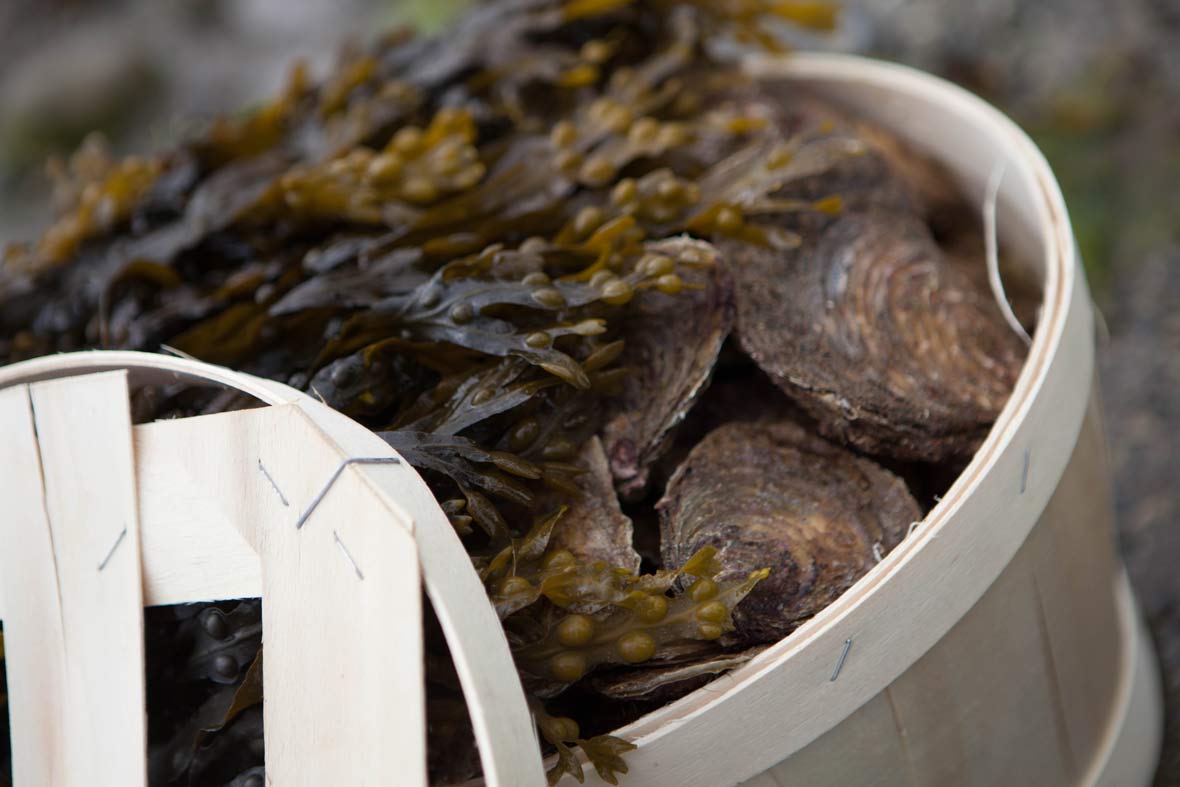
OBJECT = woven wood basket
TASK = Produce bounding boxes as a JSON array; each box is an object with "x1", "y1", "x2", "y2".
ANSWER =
[{"x1": 0, "y1": 54, "x2": 1161, "y2": 787}]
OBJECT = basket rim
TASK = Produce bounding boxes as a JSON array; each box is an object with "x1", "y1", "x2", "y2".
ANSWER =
[{"x1": 550, "y1": 52, "x2": 1093, "y2": 785}]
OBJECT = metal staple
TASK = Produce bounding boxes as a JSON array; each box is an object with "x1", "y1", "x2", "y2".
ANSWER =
[
  {"x1": 258, "y1": 459, "x2": 290, "y2": 507},
  {"x1": 98, "y1": 527, "x2": 128, "y2": 572},
  {"x1": 295, "y1": 456, "x2": 401, "y2": 530},
  {"x1": 333, "y1": 530, "x2": 366, "y2": 580},
  {"x1": 830, "y1": 638, "x2": 853, "y2": 682}
]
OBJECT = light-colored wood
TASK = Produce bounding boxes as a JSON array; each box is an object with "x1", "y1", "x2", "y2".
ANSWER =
[
  {"x1": 1092, "y1": 581, "x2": 1162, "y2": 787},
  {"x1": 0, "y1": 384, "x2": 72, "y2": 786},
  {"x1": 138, "y1": 403, "x2": 428, "y2": 787},
  {"x1": 0, "y1": 357, "x2": 545, "y2": 786},
  {"x1": 134, "y1": 393, "x2": 547, "y2": 787},
  {"x1": 746, "y1": 559, "x2": 1159, "y2": 787},
  {"x1": 0, "y1": 373, "x2": 148, "y2": 787},
  {"x1": 748, "y1": 400, "x2": 1145, "y2": 787},
  {"x1": 737, "y1": 774, "x2": 782, "y2": 787},
  {"x1": 883, "y1": 527, "x2": 1071, "y2": 787},
  {"x1": 756, "y1": 692, "x2": 911, "y2": 787},
  {"x1": 256, "y1": 424, "x2": 422, "y2": 787},
  {"x1": 134, "y1": 439, "x2": 261, "y2": 606},
  {"x1": 1027, "y1": 393, "x2": 1122, "y2": 776}
]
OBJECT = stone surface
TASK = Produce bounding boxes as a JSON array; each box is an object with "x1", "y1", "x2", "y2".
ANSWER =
[{"x1": 1100, "y1": 251, "x2": 1180, "y2": 785}]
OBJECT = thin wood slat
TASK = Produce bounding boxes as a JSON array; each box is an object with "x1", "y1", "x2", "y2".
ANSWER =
[
  {"x1": 759, "y1": 693, "x2": 911, "y2": 787},
  {"x1": 883, "y1": 533, "x2": 1072, "y2": 787},
  {"x1": 0, "y1": 372, "x2": 147, "y2": 787},
  {"x1": 1027, "y1": 392, "x2": 1122, "y2": 774},
  {"x1": 0, "y1": 352, "x2": 546, "y2": 787},
  {"x1": 134, "y1": 440, "x2": 261, "y2": 606},
  {"x1": 133, "y1": 396, "x2": 547, "y2": 787},
  {"x1": 136, "y1": 404, "x2": 427, "y2": 787},
  {"x1": 0, "y1": 385, "x2": 71, "y2": 786}
]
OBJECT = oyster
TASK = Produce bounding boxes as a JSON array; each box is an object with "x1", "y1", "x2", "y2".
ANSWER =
[
  {"x1": 727, "y1": 211, "x2": 1027, "y2": 461},
  {"x1": 939, "y1": 216, "x2": 1042, "y2": 334},
  {"x1": 706, "y1": 82, "x2": 1028, "y2": 461},
  {"x1": 546, "y1": 437, "x2": 641, "y2": 573},
  {"x1": 831, "y1": 104, "x2": 965, "y2": 223},
  {"x1": 588, "y1": 645, "x2": 767, "y2": 703},
  {"x1": 601, "y1": 237, "x2": 734, "y2": 499},
  {"x1": 659, "y1": 419, "x2": 921, "y2": 643}
]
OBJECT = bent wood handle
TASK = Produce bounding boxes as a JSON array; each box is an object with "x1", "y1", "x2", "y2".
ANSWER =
[
  {"x1": 0, "y1": 352, "x2": 546, "y2": 787},
  {"x1": 0, "y1": 372, "x2": 148, "y2": 787}
]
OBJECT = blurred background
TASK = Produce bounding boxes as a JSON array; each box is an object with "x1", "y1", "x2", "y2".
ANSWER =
[{"x1": 0, "y1": 0, "x2": 1177, "y2": 781}]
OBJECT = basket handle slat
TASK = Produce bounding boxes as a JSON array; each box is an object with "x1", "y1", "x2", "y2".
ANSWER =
[
  {"x1": 296, "y1": 397, "x2": 550, "y2": 787},
  {"x1": 136, "y1": 398, "x2": 547, "y2": 787},
  {"x1": 0, "y1": 372, "x2": 148, "y2": 787},
  {"x1": 135, "y1": 424, "x2": 263, "y2": 606},
  {"x1": 0, "y1": 352, "x2": 548, "y2": 787},
  {"x1": 137, "y1": 403, "x2": 430, "y2": 787}
]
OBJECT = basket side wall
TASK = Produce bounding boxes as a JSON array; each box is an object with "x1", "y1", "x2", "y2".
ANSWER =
[{"x1": 740, "y1": 388, "x2": 1126, "y2": 787}]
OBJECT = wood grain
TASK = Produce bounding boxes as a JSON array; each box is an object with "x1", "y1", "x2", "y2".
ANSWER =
[
  {"x1": 0, "y1": 383, "x2": 71, "y2": 786},
  {"x1": 0, "y1": 373, "x2": 148, "y2": 787},
  {"x1": 755, "y1": 693, "x2": 911, "y2": 787},
  {"x1": 134, "y1": 396, "x2": 546, "y2": 787},
  {"x1": 136, "y1": 404, "x2": 428, "y2": 787},
  {"x1": 884, "y1": 533, "x2": 1071, "y2": 787},
  {"x1": 1027, "y1": 390, "x2": 1122, "y2": 776}
]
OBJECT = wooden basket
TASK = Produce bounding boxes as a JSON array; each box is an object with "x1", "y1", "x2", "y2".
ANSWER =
[{"x1": 0, "y1": 54, "x2": 1161, "y2": 787}]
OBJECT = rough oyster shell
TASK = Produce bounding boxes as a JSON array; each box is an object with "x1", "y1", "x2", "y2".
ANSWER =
[
  {"x1": 601, "y1": 237, "x2": 734, "y2": 498},
  {"x1": 727, "y1": 211, "x2": 1027, "y2": 461},
  {"x1": 547, "y1": 437, "x2": 641, "y2": 573},
  {"x1": 658, "y1": 419, "x2": 921, "y2": 643}
]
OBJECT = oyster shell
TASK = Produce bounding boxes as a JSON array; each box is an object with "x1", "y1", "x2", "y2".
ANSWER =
[
  {"x1": 938, "y1": 216, "x2": 1042, "y2": 334},
  {"x1": 731, "y1": 82, "x2": 964, "y2": 221},
  {"x1": 588, "y1": 645, "x2": 767, "y2": 702},
  {"x1": 601, "y1": 238, "x2": 734, "y2": 499},
  {"x1": 840, "y1": 108, "x2": 966, "y2": 223},
  {"x1": 658, "y1": 419, "x2": 921, "y2": 643},
  {"x1": 547, "y1": 437, "x2": 641, "y2": 573},
  {"x1": 703, "y1": 81, "x2": 1028, "y2": 461},
  {"x1": 726, "y1": 210, "x2": 1027, "y2": 461}
]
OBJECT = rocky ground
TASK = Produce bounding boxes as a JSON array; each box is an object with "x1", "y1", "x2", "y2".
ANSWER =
[
  {"x1": 0, "y1": 0, "x2": 1177, "y2": 781},
  {"x1": 1102, "y1": 251, "x2": 1180, "y2": 784}
]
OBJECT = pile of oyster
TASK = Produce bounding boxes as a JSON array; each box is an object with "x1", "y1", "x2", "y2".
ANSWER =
[{"x1": 0, "y1": 1, "x2": 1031, "y2": 784}]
